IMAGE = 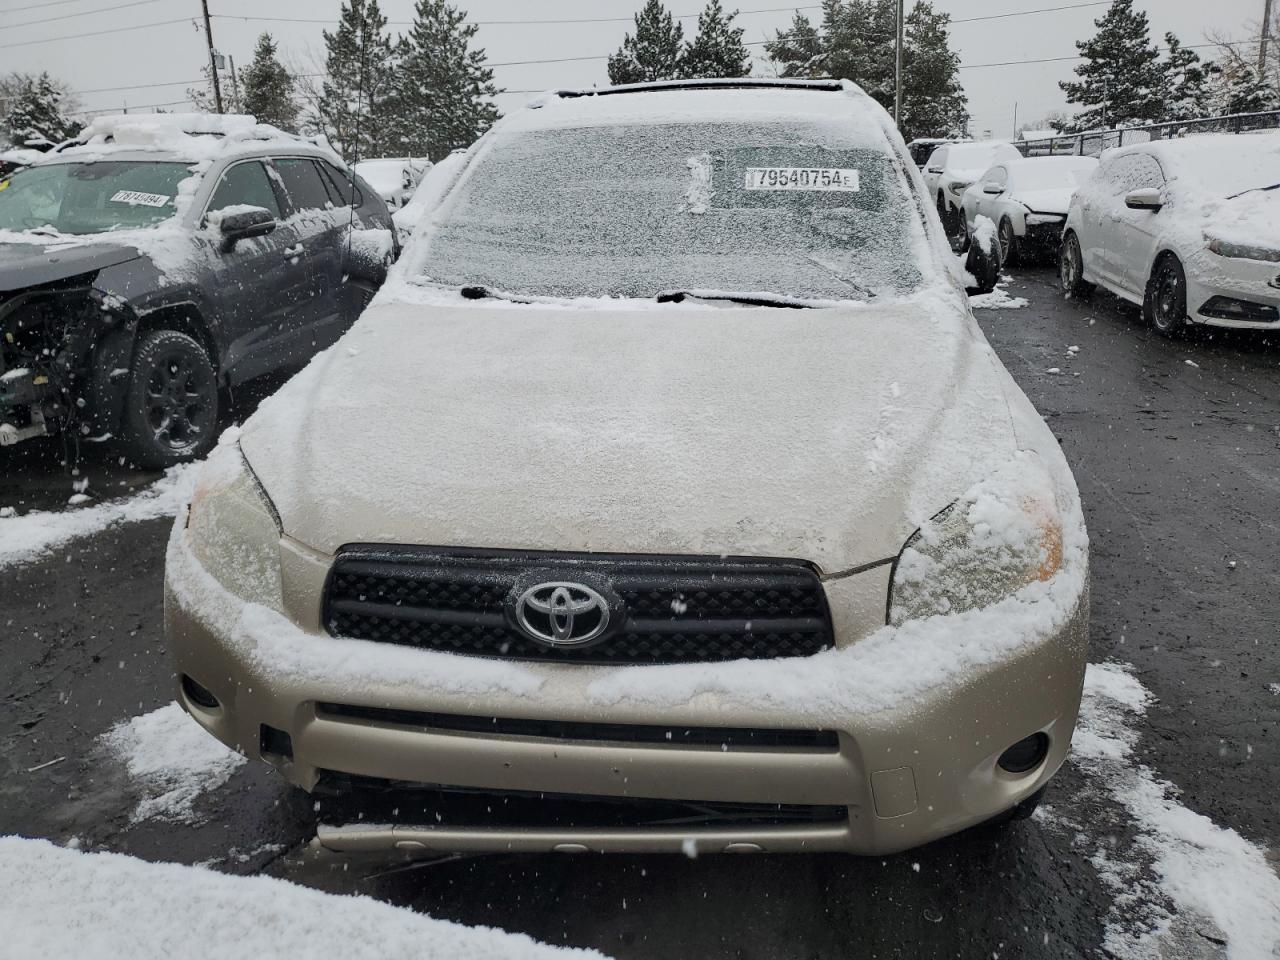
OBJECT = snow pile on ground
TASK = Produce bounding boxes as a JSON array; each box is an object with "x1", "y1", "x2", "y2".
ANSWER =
[
  {"x1": 969, "y1": 282, "x2": 1028, "y2": 310},
  {"x1": 0, "y1": 837, "x2": 609, "y2": 960},
  {"x1": 0, "y1": 462, "x2": 198, "y2": 568},
  {"x1": 99, "y1": 702, "x2": 245, "y2": 823},
  {"x1": 1063, "y1": 662, "x2": 1280, "y2": 960}
]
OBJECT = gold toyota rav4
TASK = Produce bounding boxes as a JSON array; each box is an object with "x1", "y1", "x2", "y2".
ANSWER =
[{"x1": 165, "y1": 79, "x2": 1089, "y2": 857}]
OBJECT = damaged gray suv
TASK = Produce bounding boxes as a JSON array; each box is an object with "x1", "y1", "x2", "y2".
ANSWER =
[{"x1": 0, "y1": 114, "x2": 395, "y2": 468}]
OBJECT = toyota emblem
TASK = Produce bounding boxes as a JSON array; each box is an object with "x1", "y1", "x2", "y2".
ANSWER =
[{"x1": 514, "y1": 581, "x2": 611, "y2": 647}]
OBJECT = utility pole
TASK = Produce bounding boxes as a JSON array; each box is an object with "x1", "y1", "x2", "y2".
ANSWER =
[
  {"x1": 894, "y1": 0, "x2": 904, "y2": 126},
  {"x1": 200, "y1": 0, "x2": 224, "y2": 114},
  {"x1": 1261, "y1": 0, "x2": 1274, "y2": 79},
  {"x1": 228, "y1": 55, "x2": 239, "y2": 111},
  {"x1": 1012, "y1": 101, "x2": 1019, "y2": 140}
]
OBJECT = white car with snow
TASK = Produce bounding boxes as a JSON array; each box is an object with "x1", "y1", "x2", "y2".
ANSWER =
[
  {"x1": 353, "y1": 157, "x2": 431, "y2": 210},
  {"x1": 959, "y1": 155, "x2": 1098, "y2": 265},
  {"x1": 166, "y1": 79, "x2": 1089, "y2": 857},
  {"x1": 1059, "y1": 134, "x2": 1280, "y2": 335},
  {"x1": 923, "y1": 140, "x2": 1022, "y2": 235}
]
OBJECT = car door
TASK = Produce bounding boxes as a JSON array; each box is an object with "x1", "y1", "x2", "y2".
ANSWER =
[
  {"x1": 202, "y1": 158, "x2": 319, "y2": 384},
  {"x1": 1112, "y1": 154, "x2": 1167, "y2": 296},
  {"x1": 1092, "y1": 155, "x2": 1141, "y2": 287},
  {"x1": 268, "y1": 155, "x2": 348, "y2": 354},
  {"x1": 1076, "y1": 155, "x2": 1115, "y2": 280}
]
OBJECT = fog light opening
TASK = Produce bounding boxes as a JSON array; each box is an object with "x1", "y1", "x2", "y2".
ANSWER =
[
  {"x1": 998, "y1": 733, "x2": 1049, "y2": 774},
  {"x1": 181, "y1": 674, "x2": 220, "y2": 710},
  {"x1": 259, "y1": 724, "x2": 294, "y2": 762}
]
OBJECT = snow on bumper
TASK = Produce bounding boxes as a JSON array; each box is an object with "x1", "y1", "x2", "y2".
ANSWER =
[{"x1": 164, "y1": 503, "x2": 1089, "y2": 855}]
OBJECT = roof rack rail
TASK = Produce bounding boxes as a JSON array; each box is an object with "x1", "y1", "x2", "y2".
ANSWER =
[{"x1": 555, "y1": 78, "x2": 845, "y2": 99}]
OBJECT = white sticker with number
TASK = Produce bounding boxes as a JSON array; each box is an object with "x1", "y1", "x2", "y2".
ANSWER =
[
  {"x1": 108, "y1": 190, "x2": 171, "y2": 207},
  {"x1": 743, "y1": 168, "x2": 860, "y2": 192}
]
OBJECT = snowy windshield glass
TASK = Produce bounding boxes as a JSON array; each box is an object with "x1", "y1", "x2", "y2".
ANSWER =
[
  {"x1": 1170, "y1": 142, "x2": 1280, "y2": 197},
  {"x1": 417, "y1": 120, "x2": 926, "y2": 300},
  {"x1": 0, "y1": 161, "x2": 191, "y2": 235}
]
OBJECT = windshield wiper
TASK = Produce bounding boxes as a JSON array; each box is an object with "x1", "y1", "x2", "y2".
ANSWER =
[
  {"x1": 1227, "y1": 182, "x2": 1280, "y2": 200},
  {"x1": 459, "y1": 283, "x2": 533, "y2": 304},
  {"x1": 655, "y1": 289, "x2": 815, "y2": 309}
]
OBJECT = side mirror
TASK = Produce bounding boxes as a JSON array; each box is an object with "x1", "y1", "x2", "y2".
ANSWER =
[
  {"x1": 982, "y1": 183, "x2": 1003, "y2": 195},
  {"x1": 1124, "y1": 188, "x2": 1163, "y2": 212},
  {"x1": 965, "y1": 216, "x2": 1001, "y2": 295},
  {"x1": 216, "y1": 206, "x2": 277, "y2": 252},
  {"x1": 927, "y1": 166, "x2": 943, "y2": 174}
]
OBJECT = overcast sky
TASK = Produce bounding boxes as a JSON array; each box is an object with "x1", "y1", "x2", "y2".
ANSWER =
[{"x1": 4, "y1": 0, "x2": 1270, "y2": 138}]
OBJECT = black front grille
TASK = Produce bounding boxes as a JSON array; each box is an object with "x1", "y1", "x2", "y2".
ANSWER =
[
  {"x1": 313, "y1": 773, "x2": 848, "y2": 829},
  {"x1": 316, "y1": 702, "x2": 839, "y2": 751},
  {"x1": 323, "y1": 546, "x2": 833, "y2": 664}
]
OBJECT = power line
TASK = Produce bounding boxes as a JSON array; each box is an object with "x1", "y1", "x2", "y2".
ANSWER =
[
  {"x1": 79, "y1": 97, "x2": 194, "y2": 115},
  {"x1": 210, "y1": 4, "x2": 823, "y2": 28},
  {"x1": 951, "y1": 1, "x2": 1110, "y2": 25},
  {"x1": 0, "y1": 15, "x2": 192, "y2": 50},
  {"x1": 9, "y1": 0, "x2": 163, "y2": 30},
  {"x1": 0, "y1": 0, "x2": 112, "y2": 13}
]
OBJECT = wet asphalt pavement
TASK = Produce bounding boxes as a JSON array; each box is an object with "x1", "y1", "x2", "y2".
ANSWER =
[{"x1": 2, "y1": 267, "x2": 1278, "y2": 959}]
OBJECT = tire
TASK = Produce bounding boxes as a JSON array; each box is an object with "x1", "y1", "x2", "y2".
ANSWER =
[
  {"x1": 118, "y1": 329, "x2": 220, "y2": 469},
  {"x1": 956, "y1": 210, "x2": 971, "y2": 252},
  {"x1": 998, "y1": 217, "x2": 1019, "y2": 269},
  {"x1": 1058, "y1": 231, "x2": 1093, "y2": 300},
  {"x1": 1145, "y1": 254, "x2": 1188, "y2": 338}
]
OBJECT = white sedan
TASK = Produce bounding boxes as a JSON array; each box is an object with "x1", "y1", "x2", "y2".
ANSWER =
[
  {"x1": 1059, "y1": 134, "x2": 1280, "y2": 335},
  {"x1": 923, "y1": 140, "x2": 1022, "y2": 235},
  {"x1": 959, "y1": 156, "x2": 1097, "y2": 265}
]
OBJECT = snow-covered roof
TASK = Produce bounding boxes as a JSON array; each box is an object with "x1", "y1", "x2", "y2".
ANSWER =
[
  {"x1": 1110, "y1": 132, "x2": 1280, "y2": 195},
  {"x1": 505, "y1": 79, "x2": 877, "y2": 135},
  {"x1": 49, "y1": 113, "x2": 321, "y2": 164}
]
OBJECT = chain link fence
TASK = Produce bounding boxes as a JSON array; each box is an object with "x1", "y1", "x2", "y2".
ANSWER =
[{"x1": 1013, "y1": 110, "x2": 1280, "y2": 158}]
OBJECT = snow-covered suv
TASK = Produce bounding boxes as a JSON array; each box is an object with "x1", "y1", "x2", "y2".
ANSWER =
[
  {"x1": 166, "y1": 80, "x2": 1089, "y2": 857},
  {"x1": 0, "y1": 114, "x2": 396, "y2": 466}
]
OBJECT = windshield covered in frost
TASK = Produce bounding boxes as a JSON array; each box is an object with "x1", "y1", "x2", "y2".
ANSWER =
[
  {"x1": 0, "y1": 161, "x2": 192, "y2": 235},
  {"x1": 415, "y1": 119, "x2": 927, "y2": 300}
]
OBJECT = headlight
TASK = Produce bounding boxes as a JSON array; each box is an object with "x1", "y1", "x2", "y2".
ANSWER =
[
  {"x1": 1025, "y1": 213, "x2": 1064, "y2": 226},
  {"x1": 889, "y1": 472, "x2": 1064, "y2": 626},
  {"x1": 187, "y1": 441, "x2": 283, "y2": 608},
  {"x1": 1207, "y1": 236, "x2": 1280, "y2": 262}
]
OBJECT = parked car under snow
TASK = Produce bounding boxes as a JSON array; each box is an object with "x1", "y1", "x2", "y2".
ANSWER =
[
  {"x1": 353, "y1": 157, "x2": 431, "y2": 210},
  {"x1": 923, "y1": 140, "x2": 1022, "y2": 235},
  {"x1": 0, "y1": 114, "x2": 397, "y2": 466},
  {"x1": 1058, "y1": 133, "x2": 1280, "y2": 335},
  {"x1": 959, "y1": 155, "x2": 1098, "y2": 265},
  {"x1": 167, "y1": 79, "x2": 1089, "y2": 858}
]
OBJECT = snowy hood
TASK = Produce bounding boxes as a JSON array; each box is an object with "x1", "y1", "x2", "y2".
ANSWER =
[
  {"x1": 1013, "y1": 188, "x2": 1075, "y2": 216},
  {"x1": 1198, "y1": 189, "x2": 1280, "y2": 248},
  {"x1": 240, "y1": 295, "x2": 1021, "y2": 573},
  {"x1": 0, "y1": 237, "x2": 140, "y2": 292}
]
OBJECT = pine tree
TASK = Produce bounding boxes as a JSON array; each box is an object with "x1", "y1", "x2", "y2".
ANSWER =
[
  {"x1": 396, "y1": 0, "x2": 501, "y2": 160},
  {"x1": 1163, "y1": 33, "x2": 1210, "y2": 121},
  {"x1": 1059, "y1": 0, "x2": 1167, "y2": 130},
  {"x1": 317, "y1": 0, "x2": 397, "y2": 161},
  {"x1": 681, "y1": 1, "x2": 750, "y2": 79},
  {"x1": 1204, "y1": 58, "x2": 1280, "y2": 115},
  {"x1": 764, "y1": 0, "x2": 967, "y2": 140},
  {"x1": 763, "y1": 12, "x2": 824, "y2": 79},
  {"x1": 3, "y1": 73, "x2": 81, "y2": 148},
  {"x1": 242, "y1": 33, "x2": 299, "y2": 132},
  {"x1": 608, "y1": 0, "x2": 684, "y2": 85}
]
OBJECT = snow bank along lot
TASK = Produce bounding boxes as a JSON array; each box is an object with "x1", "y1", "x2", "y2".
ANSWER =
[
  {"x1": 0, "y1": 838, "x2": 610, "y2": 960},
  {"x1": 0, "y1": 463, "x2": 197, "y2": 568},
  {"x1": 1049, "y1": 664, "x2": 1280, "y2": 960}
]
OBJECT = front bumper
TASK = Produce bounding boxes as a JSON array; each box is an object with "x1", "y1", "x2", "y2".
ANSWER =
[
  {"x1": 1185, "y1": 251, "x2": 1280, "y2": 330},
  {"x1": 165, "y1": 523, "x2": 1090, "y2": 857}
]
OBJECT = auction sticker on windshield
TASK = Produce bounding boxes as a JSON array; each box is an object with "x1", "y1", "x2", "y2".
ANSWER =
[
  {"x1": 109, "y1": 190, "x2": 170, "y2": 207},
  {"x1": 744, "y1": 168, "x2": 860, "y2": 191}
]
